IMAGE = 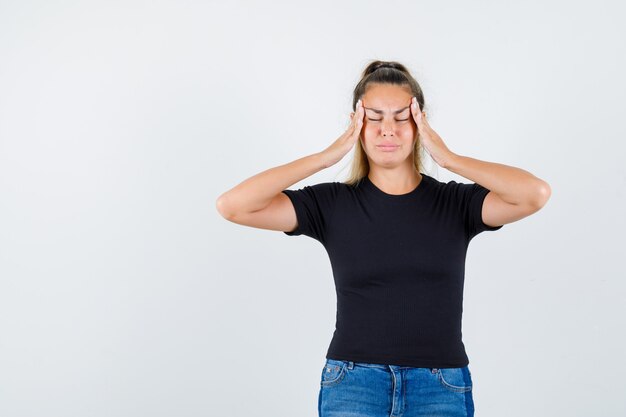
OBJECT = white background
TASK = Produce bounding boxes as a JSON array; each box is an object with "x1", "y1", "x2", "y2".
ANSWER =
[{"x1": 1, "y1": 1, "x2": 625, "y2": 416}]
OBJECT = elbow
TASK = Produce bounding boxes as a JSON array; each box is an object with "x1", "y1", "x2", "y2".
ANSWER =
[
  {"x1": 531, "y1": 180, "x2": 552, "y2": 209},
  {"x1": 215, "y1": 193, "x2": 234, "y2": 220}
]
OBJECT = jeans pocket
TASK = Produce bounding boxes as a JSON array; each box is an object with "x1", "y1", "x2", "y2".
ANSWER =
[
  {"x1": 437, "y1": 366, "x2": 473, "y2": 393},
  {"x1": 320, "y1": 359, "x2": 348, "y2": 387}
]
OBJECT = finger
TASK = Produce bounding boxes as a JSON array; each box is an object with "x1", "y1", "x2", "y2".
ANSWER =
[
  {"x1": 353, "y1": 112, "x2": 363, "y2": 134},
  {"x1": 411, "y1": 97, "x2": 419, "y2": 116},
  {"x1": 351, "y1": 99, "x2": 361, "y2": 119},
  {"x1": 349, "y1": 112, "x2": 361, "y2": 135},
  {"x1": 354, "y1": 100, "x2": 363, "y2": 126},
  {"x1": 410, "y1": 97, "x2": 420, "y2": 120},
  {"x1": 350, "y1": 108, "x2": 359, "y2": 127},
  {"x1": 413, "y1": 97, "x2": 423, "y2": 114}
]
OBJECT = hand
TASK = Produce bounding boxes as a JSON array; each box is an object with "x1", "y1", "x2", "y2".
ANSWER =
[
  {"x1": 410, "y1": 97, "x2": 456, "y2": 168},
  {"x1": 319, "y1": 99, "x2": 364, "y2": 168}
]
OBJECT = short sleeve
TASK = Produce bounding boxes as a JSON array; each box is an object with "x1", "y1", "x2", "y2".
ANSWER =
[
  {"x1": 450, "y1": 181, "x2": 503, "y2": 240},
  {"x1": 281, "y1": 182, "x2": 340, "y2": 244}
]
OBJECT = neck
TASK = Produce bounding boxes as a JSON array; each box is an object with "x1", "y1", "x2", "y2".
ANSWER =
[{"x1": 367, "y1": 167, "x2": 422, "y2": 195}]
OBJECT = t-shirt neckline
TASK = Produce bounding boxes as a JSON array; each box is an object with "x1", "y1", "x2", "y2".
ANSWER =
[{"x1": 361, "y1": 173, "x2": 429, "y2": 200}]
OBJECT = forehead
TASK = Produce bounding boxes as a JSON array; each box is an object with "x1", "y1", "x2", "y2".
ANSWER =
[{"x1": 362, "y1": 84, "x2": 412, "y2": 113}]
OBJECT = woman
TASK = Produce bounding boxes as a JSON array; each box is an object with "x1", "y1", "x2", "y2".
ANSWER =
[{"x1": 216, "y1": 60, "x2": 551, "y2": 417}]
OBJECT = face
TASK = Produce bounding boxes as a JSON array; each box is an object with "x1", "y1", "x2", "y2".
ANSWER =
[{"x1": 351, "y1": 83, "x2": 417, "y2": 168}]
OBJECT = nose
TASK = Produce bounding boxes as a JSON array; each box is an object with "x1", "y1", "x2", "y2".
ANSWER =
[{"x1": 381, "y1": 121, "x2": 395, "y2": 136}]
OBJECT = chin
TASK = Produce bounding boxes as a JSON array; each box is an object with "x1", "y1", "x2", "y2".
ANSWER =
[
  {"x1": 372, "y1": 156, "x2": 406, "y2": 166},
  {"x1": 375, "y1": 154, "x2": 414, "y2": 166}
]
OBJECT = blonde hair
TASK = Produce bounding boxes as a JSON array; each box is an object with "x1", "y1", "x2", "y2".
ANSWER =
[{"x1": 342, "y1": 60, "x2": 429, "y2": 187}]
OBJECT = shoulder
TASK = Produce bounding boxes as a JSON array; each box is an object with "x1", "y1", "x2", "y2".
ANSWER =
[
  {"x1": 280, "y1": 181, "x2": 350, "y2": 241},
  {"x1": 282, "y1": 181, "x2": 348, "y2": 197},
  {"x1": 420, "y1": 174, "x2": 492, "y2": 212},
  {"x1": 287, "y1": 180, "x2": 359, "y2": 194},
  {"x1": 426, "y1": 174, "x2": 485, "y2": 195},
  {"x1": 281, "y1": 181, "x2": 351, "y2": 211}
]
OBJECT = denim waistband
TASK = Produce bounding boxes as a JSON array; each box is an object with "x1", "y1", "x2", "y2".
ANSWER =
[{"x1": 326, "y1": 358, "x2": 441, "y2": 372}]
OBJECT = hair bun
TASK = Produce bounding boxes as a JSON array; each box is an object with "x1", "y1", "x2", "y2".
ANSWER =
[{"x1": 375, "y1": 62, "x2": 397, "y2": 71}]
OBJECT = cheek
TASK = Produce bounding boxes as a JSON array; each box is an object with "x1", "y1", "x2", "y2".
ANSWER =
[
  {"x1": 361, "y1": 123, "x2": 415, "y2": 144},
  {"x1": 363, "y1": 123, "x2": 376, "y2": 132},
  {"x1": 402, "y1": 119, "x2": 416, "y2": 130},
  {"x1": 361, "y1": 125, "x2": 375, "y2": 141},
  {"x1": 401, "y1": 123, "x2": 417, "y2": 140}
]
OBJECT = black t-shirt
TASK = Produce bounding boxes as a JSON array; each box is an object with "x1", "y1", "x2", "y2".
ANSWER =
[{"x1": 281, "y1": 173, "x2": 503, "y2": 368}]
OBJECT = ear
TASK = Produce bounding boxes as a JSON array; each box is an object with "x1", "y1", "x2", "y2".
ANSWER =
[{"x1": 350, "y1": 112, "x2": 355, "y2": 118}]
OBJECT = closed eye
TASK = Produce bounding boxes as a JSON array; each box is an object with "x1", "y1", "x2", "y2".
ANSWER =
[{"x1": 368, "y1": 118, "x2": 409, "y2": 122}]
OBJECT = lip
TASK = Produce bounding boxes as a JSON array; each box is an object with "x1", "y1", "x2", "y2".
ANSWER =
[{"x1": 377, "y1": 144, "x2": 399, "y2": 151}]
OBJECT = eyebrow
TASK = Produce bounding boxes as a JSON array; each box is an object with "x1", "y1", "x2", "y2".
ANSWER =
[{"x1": 363, "y1": 106, "x2": 410, "y2": 115}]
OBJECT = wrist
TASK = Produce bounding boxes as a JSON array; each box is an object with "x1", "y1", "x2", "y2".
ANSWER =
[
  {"x1": 443, "y1": 151, "x2": 461, "y2": 171},
  {"x1": 313, "y1": 151, "x2": 332, "y2": 169}
]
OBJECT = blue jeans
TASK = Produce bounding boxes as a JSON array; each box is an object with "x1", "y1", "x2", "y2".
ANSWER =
[{"x1": 318, "y1": 358, "x2": 474, "y2": 417}]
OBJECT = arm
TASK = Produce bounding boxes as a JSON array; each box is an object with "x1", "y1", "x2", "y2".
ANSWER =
[
  {"x1": 409, "y1": 97, "x2": 552, "y2": 227},
  {"x1": 444, "y1": 153, "x2": 552, "y2": 227},
  {"x1": 216, "y1": 99, "x2": 365, "y2": 232},
  {"x1": 216, "y1": 152, "x2": 326, "y2": 217}
]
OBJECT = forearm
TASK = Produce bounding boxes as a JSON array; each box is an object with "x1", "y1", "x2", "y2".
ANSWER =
[
  {"x1": 216, "y1": 152, "x2": 327, "y2": 216},
  {"x1": 445, "y1": 152, "x2": 551, "y2": 207}
]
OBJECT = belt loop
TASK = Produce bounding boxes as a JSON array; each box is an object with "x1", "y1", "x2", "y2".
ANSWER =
[{"x1": 347, "y1": 361, "x2": 354, "y2": 370}]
